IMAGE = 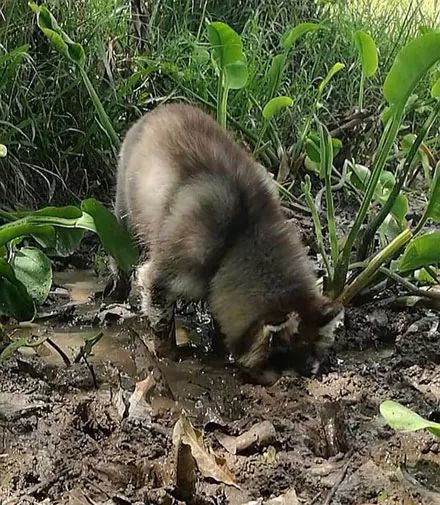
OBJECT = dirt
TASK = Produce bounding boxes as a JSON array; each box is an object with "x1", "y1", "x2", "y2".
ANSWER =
[{"x1": 1, "y1": 266, "x2": 440, "y2": 505}]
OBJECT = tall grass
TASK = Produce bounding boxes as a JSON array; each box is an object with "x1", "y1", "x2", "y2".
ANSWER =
[{"x1": 0, "y1": 0, "x2": 438, "y2": 208}]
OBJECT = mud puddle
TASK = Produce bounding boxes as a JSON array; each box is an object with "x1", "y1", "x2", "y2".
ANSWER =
[{"x1": 1, "y1": 269, "x2": 440, "y2": 505}]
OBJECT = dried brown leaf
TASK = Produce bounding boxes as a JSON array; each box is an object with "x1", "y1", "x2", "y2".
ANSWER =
[{"x1": 173, "y1": 411, "x2": 238, "y2": 488}]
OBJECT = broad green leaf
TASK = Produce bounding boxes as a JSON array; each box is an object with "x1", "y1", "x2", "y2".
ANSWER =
[
  {"x1": 0, "y1": 336, "x2": 28, "y2": 364},
  {"x1": 281, "y1": 22, "x2": 321, "y2": 50},
  {"x1": 0, "y1": 258, "x2": 34, "y2": 320},
  {"x1": 262, "y1": 96, "x2": 293, "y2": 120},
  {"x1": 0, "y1": 144, "x2": 6, "y2": 157},
  {"x1": 81, "y1": 198, "x2": 138, "y2": 273},
  {"x1": 425, "y1": 162, "x2": 440, "y2": 222},
  {"x1": 432, "y1": 75, "x2": 440, "y2": 98},
  {"x1": 353, "y1": 31, "x2": 378, "y2": 78},
  {"x1": 207, "y1": 22, "x2": 248, "y2": 90},
  {"x1": 399, "y1": 232, "x2": 440, "y2": 271},
  {"x1": 48, "y1": 228, "x2": 85, "y2": 257},
  {"x1": 318, "y1": 62, "x2": 345, "y2": 96},
  {"x1": 267, "y1": 54, "x2": 286, "y2": 100},
  {"x1": 305, "y1": 133, "x2": 342, "y2": 164},
  {"x1": 224, "y1": 61, "x2": 248, "y2": 90},
  {"x1": 380, "y1": 400, "x2": 440, "y2": 438},
  {"x1": 384, "y1": 32, "x2": 440, "y2": 108},
  {"x1": 12, "y1": 247, "x2": 52, "y2": 305}
]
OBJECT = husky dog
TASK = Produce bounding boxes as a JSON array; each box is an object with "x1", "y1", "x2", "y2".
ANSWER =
[{"x1": 114, "y1": 102, "x2": 343, "y2": 384}]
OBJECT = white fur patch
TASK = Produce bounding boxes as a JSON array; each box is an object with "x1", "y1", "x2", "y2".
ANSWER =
[{"x1": 316, "y1": 307, "x2": 345, "y2": 352}]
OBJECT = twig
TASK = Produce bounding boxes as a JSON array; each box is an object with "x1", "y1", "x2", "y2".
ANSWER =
[
  {"x1": 45, "y1": 337, "x2": 71, "y2": 366},
  {"x1": 329, "y1": 110, "x2": 374, "y2": 139},
  {"x1": 322, "y1": 449, "x2": 355, "y2": 505}
]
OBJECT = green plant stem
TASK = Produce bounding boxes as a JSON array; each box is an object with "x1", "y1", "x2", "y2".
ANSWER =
[
  {"x1": 302, "y1": 180, "x2": 333, "y2": 281},
  {"x1": 357, "y1": 99, "x2": 440, "y2": 259},
  {"x1": 339, "y1": 228, "x2": 412, "y2": 304},
  {"x1": 358, "y1": 72, "x2": 365, "y2": 110},
  {"x1": 79, "y1": 67, "x2": 120, "y2": 149},
  {"x1": 333, "y1": 109, "x2": 403, "y2": 296},
  {"x1": 379, "y1": 266, "x2": 440, "y2": 302}
]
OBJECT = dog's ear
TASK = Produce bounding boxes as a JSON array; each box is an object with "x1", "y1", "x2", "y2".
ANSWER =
[{"x1": 315, "y1": 299, "x2": 344, "y2": 328}]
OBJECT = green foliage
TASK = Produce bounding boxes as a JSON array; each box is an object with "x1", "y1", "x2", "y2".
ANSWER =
[
  {"x1": 0, "y1": 202, "x2": 138, "y2": 321},
  {"x1": 262, "y1": 97, "x2": 293, "y2": 121},
  {"x1": 207, "y1": 21, "x2": 248, "y2": 127},
  {"x1": 80, "y1": 199, "x2": 137, "y2": 274},
  {"x1": 12, "y1": 247, "x2": 52, "y2": 305},
  {"x1": 29, "y1": 2, "x2": 119, "y2": 148},
  {"x1": 399, "y1": 232, "x2": 440, "y2": 272},
  {"x1": 318, "y1": 62, "x2": 345, "y2": 98},
  {"x1": 281, "y1": 22, "x2": 321, "y2": 50},
  {"x1": 384, "y1": 32, "x2": 440, "y2": 110},
  {"x1": 0, "y1": 258, "x2": 35, "y2": 320},
  {"x1": 353, "y1": 31, "x2": 378, "y2": 78},
  {"x1": 380, "y1": 400, "x2": 440, "y2": 439}
]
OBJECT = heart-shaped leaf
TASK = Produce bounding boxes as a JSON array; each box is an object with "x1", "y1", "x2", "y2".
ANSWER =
[
  {"x1": 207, "y1": 21, "x2": 248, "y2": 90},
  {"x1": 262, "y1": 96, "x2": 293, "y2": 120},
  {"x1": 12, "y1": 247, "x2": 52, "y2": 306},
  {"x1": 0, "y1": 258, "x2": 35, "y2": 320},
  {"x1": 353, "y1": 31, "x2": 378, "y2": 77}
]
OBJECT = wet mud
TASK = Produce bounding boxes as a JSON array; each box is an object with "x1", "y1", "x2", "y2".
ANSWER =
[{"x1": 1, "y1": 266, "x2": 439, "y2": 505}]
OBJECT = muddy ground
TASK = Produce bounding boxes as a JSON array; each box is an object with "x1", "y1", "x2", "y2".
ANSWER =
[{"x1": 1, "y1": 249, "x2": 440, "y2": 504}]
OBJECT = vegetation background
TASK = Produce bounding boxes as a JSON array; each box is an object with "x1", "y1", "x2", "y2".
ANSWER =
[{"x1": 1, "y1": 0, "x2": 438, "y2": 209}]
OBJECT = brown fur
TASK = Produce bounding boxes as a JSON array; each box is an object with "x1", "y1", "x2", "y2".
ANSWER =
[{"x1": 115, "y1": 102, "x2": 342, "y2": 382}]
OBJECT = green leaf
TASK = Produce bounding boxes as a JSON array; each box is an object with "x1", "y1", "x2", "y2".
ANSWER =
[
  {"x1": 425, "y1": 162, "x2": 440, "y2": 222},
  {"x1": 0, "y1": 144, "x2": 7, "y2": 158},
  {"x1": 432, "y1": 75, "x2": 440, "y2": 98},
  {"x1": 399, "y1": 232, "x2": 440, "y2": 271},
  {"x1": 31, "y1": 4, "x2": 85, "y2": 67},
  {"x1": 281, "y1": 22, "x2": 321, "y2": 50},
  {"x1": 353, "y1": 31, "x2": 378, "y2": 78},
  {"x1": 0, "y1": 336, "x2": 28, "y2": 364},
  {"x1": 390, "y1": 193, "x2": 408, "y2": 225},
  {"x1": 0, "y1": 258, "x2": 35, "y2": 320},
  {"x1": 83, "y1": 332, "x2": 103, "y2": 358},
  {"x1": 207, "y1": 21, "x2": 248, "y2": 90},
  {"x1": 380, "y1": 400, "x2": 440, "y2": 438},
  {"x1": 306, "y1": 133, "x2": 342, "y2": 164},
  {"x1": 224, "y1": 61, "x2": 248, "y2": 90},
  {"x1": 80, "y1": 199, "x2": 138, "y2": 273},
  {"x1": 267, "y1": 54, "x2": 286, "y2": 100},
  {"x1": 318, "y1": 62, "x2": 345, "y2": 96},
  {"x1": 42, "y1": 27, "x2": 70, "y2": 60},
  {"x1": 384, "y1": 32, "x2": 440, "y2": 108},
  {"x1": 262, "y1": 96, "x2": 293, "y2": 120},
  {"x1": 12, "y1": 247, "x2": 52, "y2": 306}
]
